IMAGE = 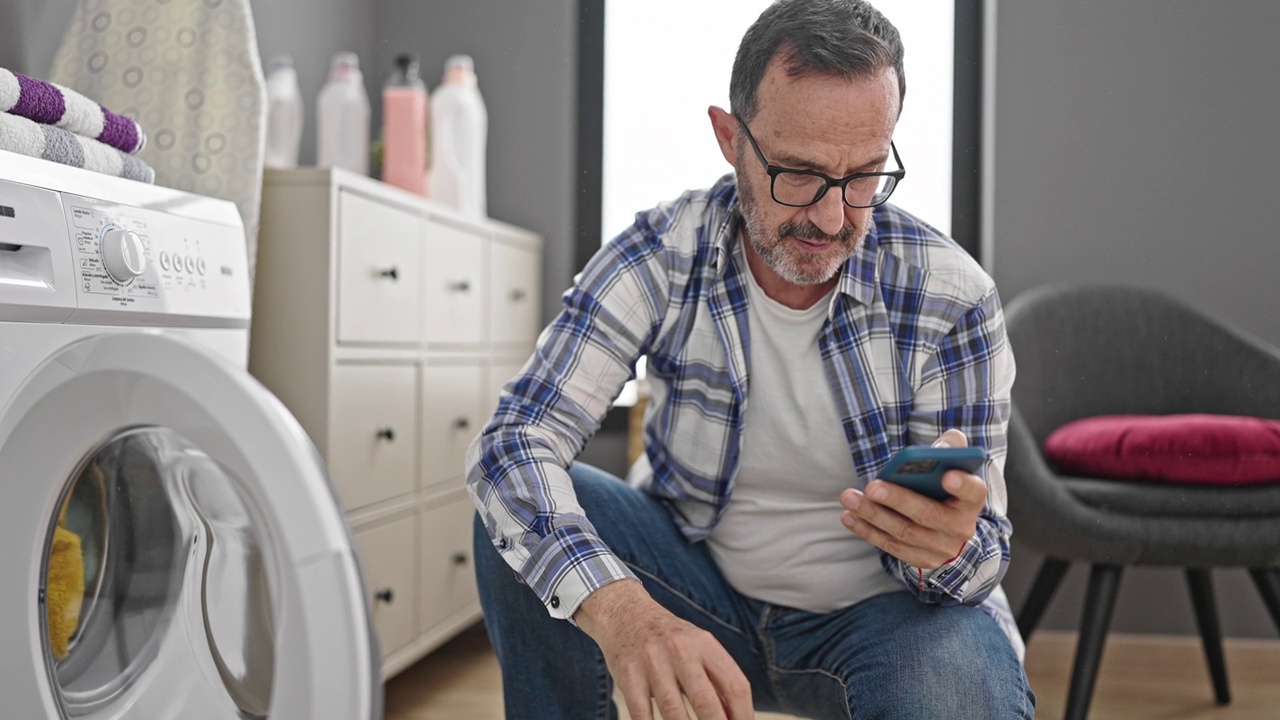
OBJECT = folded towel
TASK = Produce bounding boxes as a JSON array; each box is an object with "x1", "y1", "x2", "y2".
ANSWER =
[
  {"x1": 0, "y1": 112, "x2": 155, "y2": 183},
  {"x1": 0, "y1": 67, "x2": 146, "y2": 154}
]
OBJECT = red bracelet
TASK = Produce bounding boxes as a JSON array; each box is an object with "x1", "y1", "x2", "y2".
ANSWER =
[{"x1": 917, "y1": 542, "x2": 968, "y2": 589}]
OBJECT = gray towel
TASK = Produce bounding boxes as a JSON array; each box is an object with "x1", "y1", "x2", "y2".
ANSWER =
[{"x1": 0, "y1": 111, "x2": 154, "y2": 183}]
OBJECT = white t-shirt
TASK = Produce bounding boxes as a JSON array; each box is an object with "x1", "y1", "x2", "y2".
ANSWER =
[{"x1": 705, "y1": 240, "x2": 904, "y2": 612}]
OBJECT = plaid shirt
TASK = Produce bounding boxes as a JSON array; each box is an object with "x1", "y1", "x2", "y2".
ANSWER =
[{"x1": 468, "y1": 174, "x2": 1017, "y2": 633}]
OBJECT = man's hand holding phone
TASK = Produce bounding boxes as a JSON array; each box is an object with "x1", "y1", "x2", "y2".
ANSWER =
[{"x1": 838, "y1": 429, "x2": 987, "y2": 570}]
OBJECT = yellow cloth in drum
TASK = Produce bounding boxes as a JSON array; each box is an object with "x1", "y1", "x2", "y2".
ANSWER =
[{"x1": 46, "y1": 512, "x2": 85, "y2": 659}]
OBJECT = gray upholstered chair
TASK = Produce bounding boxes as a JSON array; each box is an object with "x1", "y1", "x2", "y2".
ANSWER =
[{"x1": 1003, "y1": 283, "x2": 1280, "y2": 720}]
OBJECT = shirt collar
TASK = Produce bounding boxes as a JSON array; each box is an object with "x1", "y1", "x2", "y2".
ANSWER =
[{"x1": 713, "y1": 177, "x2": 880, "y2": 307}]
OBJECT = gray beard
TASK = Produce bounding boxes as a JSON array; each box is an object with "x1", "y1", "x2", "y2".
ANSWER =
[{"x1": 738, "y1": 176, "x2": 866, "y2": 286}]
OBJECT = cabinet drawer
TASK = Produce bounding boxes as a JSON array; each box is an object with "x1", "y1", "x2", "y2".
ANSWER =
[
  {"x1": 419, "y1": 498, "x2": 479, "y2": 634},
  {"x1": 420, "y1": 364, "x2": 484, "y2": 494},
  {"x1": 422, "y1": 218, "x2": 485, "y2": 346},
  {"x1": 328, "y1": 364, "x2": 418, "y2": 510},
  {"x1": 337, "y1": 191, "x2": 421, "y2": 344},
  {"x1": 488, "y1": 239, "x2": 541, "y2": 348},
  {"x1": 354, "y1": 515, "x2": 418, "y2": 660}
]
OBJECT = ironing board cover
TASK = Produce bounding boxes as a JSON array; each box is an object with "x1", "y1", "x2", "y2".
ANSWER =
[{"x1": 50, "y1": 0, "x2": 267, "y2": 279}]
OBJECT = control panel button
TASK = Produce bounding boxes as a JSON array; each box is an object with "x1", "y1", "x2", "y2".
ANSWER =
[
  {"x1": 159, "y1": 251, "x2": 171, "y2": 271},
  {"x1": 173, "y1": 254, "x2": 184, "y2": 273},
  {"x1": 184, "y1": 255, "x2": 196, "y2": 274},
  {"x1": 100, "y1": 226, "x2": 147, "y2": 284},
  {"x1": 196, "y1": 258, "x2": 206, "y2": 276}
]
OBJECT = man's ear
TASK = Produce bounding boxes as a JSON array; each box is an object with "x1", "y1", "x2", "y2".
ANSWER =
[{"x1": 708, "y1": 105, "x2": 738, "y2": 166}]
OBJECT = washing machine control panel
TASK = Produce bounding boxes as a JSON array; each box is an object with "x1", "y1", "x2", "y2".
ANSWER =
[{"x1": 63, "y1": 195, "x2": 250, "y2": 323}]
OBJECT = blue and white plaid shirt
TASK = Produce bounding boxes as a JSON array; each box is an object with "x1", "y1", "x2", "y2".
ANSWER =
[{"x1": 468, "y1": 173, "x2": 1020, "y2": 647}]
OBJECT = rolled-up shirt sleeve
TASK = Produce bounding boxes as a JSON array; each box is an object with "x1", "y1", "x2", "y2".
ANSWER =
[{"x1": 883, "y1": 286, "x2": 1017, "y2": 606}]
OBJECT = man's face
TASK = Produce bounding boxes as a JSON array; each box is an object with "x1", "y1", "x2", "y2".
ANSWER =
[{"x1": 733, "y1": 61, "x2": 900, "y2": 287}]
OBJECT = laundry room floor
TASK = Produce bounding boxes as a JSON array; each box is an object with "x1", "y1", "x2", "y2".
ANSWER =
[{"x1": 384, "y1": 622, "x2": 1280, "y2": 719}]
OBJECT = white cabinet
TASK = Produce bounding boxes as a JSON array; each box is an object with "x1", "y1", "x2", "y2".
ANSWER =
[{"x1": 249, "y1": 168, "x2": 543, "y2": 678}]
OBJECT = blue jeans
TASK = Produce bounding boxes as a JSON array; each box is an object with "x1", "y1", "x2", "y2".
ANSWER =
[{"x1": 473, "y1": 463, "x2": 1035, "y2": 719}]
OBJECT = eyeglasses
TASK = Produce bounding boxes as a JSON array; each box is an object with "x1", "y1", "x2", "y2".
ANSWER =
[{"x1": 736, "y1": 115, "x2": 905, "y2": 209}]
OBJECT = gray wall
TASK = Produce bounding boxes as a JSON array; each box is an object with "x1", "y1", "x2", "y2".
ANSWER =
[{"x1": 990, "y1": 1, "x2": 1280, "y2": 638}]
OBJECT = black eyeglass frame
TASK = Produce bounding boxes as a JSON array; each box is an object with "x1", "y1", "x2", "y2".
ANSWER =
[{"x1": 735, "y1": 114, "x2": 906, "y2": 209}]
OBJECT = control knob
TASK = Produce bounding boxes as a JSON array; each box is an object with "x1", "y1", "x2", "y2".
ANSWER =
[{"x1": 101, "y1": 226, "x2": 147, "y2": 284}]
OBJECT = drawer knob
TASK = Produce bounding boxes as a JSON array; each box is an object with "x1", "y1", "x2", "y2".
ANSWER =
[
  {"x1": 451, "y1": 553, "x2": 469, "y2": 566},
  {"x1": 453, "y1": 417, "x2": 471, "y2": 430},
  {"x1": 449, "y1": 279, "x2": 471, "y2": 293},
  {"x1": 376, "y1": 426, "x2": 396, "y2": 442},
  {"x1": 375, "y1": 588, "x2": 395, "y2": 604},
  {"x1": 378, "y1": 266, "x2": 399, "y2": 281},
  {"x1": 510, "y1": 289, "x2": 527, "y2": 302}
]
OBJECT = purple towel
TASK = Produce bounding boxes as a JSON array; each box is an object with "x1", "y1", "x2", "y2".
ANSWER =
[{"x1": 0, "y1": 67, "x2": 146, "y2": 154}]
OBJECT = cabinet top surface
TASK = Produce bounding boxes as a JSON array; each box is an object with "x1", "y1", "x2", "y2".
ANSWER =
[{"x1": 263, "y1": 168, "x2": 541, "y2": 245}]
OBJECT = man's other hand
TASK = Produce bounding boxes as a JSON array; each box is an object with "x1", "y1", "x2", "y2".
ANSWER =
[
  {"x1": 574, "y1": 580, "x2": 754, "y2": 720},
  {"x1": 837, "y1": 429, "x2": 985, "y2": 569}
]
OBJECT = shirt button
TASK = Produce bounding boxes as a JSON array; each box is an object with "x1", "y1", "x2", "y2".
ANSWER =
[{"x1": 550, "y1": 595, "x2": 560, "y2": 609}]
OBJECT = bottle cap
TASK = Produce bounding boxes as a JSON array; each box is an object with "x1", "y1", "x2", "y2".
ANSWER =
[
  {"x1": 330, "y1": 52, "x2": 362, "y2": 81},
  {"x1": 393, "y1": 53, "x2": 421, "y2": 83},
  {"x1": 442, "y1": 54, "x2": 476, "y2": 86},
  {"x1": 267, "y1": 55, "x2": 294, "y2": 73}
]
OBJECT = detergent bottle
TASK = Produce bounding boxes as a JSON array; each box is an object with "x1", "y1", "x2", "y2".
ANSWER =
[{"x1": 429, "y1": 54, "x2": 487, "y2": 217}]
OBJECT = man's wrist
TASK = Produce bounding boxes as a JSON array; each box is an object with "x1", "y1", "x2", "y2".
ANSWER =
[{"x1": 573, "y1": 578, "x2": 647, "y2": 637}]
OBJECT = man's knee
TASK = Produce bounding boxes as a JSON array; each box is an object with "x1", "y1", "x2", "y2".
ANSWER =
[{"x1": 865, "y1": 609, "x2": 1034, "y2": 719}]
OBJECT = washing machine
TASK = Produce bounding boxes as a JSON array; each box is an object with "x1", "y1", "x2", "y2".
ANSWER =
[{"x1": 0, "y1": 149, "x2": 380, "y2": 719}]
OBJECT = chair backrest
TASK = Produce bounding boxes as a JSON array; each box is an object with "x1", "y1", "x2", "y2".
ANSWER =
[{"x1": 1004, "y1": 283, "x2": 1280, "y2": 444}]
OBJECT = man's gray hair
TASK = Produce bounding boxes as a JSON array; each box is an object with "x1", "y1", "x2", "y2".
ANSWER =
[{"x1": 729, "y1": 0, "x2": 906, "y2": 121}]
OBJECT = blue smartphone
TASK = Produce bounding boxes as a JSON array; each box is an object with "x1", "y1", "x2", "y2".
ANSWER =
[{"x1": 878, "y1": 445, "x2": 987, "y2": 501}]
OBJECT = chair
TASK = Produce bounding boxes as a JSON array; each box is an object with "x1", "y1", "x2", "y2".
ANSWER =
[{"x1": 1002, "y1": 283, "x2": 1280, "y2": 720}]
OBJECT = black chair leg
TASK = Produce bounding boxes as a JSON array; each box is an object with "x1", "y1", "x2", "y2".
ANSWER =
[
  {"x1": 1064, "y1": 563, "x2": 1123, "y2": 720},
  {"x1": 1017, "y1": 557, "x2": 1070, "y2": 641},
  {"x1": 1186, "y1": 568, "x2": 1230, "y2": 705},
  {"x1": 1248, "y1": 567, "x2": 1280, "y2": 635}
]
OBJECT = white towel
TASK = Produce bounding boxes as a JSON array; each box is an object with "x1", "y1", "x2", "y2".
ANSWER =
[{"x1": 0, "y1": 112, "x2": 155, "y2": 183}]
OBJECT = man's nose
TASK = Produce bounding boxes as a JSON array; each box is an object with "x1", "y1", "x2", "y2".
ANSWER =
[{"x1": 806, "y1": 186, "x2": 846, "y2": 237}]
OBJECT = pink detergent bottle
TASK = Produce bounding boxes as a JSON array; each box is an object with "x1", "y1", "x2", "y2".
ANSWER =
[{"x1": 381, "y1": 53, "x2": 428, "y2": 195}]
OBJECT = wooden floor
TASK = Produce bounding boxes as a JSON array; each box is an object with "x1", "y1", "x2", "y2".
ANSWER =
[{"x1": 385, "y1": 623, "x2": 1280, "y2": 719}]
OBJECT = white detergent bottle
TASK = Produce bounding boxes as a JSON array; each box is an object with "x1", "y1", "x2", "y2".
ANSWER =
[
  {"x1": 317, "y1": 52, "x2": 371, "y2": 174},
  {"x1": 430, "y1": 54, "x2": 488, "y2": 217},
  {"x1": 264, "y1": 55, "x2": 303, "y2": 169}
]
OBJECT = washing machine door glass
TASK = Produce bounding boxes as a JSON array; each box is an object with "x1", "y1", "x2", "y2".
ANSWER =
[
  {"x1": 0, "y1": 333, "x2": 379, "y2": 720},
  {"x1": 47, "y1": 427, "x2": 276, "y2": 718}
]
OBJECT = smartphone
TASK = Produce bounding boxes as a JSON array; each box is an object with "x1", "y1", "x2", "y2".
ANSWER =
[{"x1": 878, "y1": 445, "x2": 987, "y2": 501}]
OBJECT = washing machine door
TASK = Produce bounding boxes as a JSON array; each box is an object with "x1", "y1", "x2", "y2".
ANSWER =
[{"x1": 0, "y1": 333, "x2": 381, "y2": 720}]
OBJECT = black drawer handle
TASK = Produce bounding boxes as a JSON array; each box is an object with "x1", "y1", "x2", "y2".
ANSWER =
[
  {"x1": 378, "y1": 266, "x2": 399, "y2": 281},
  {"x1": 376, "y1": 426, "x2": 396, "y2": 442},
  {"x1": 453, "y1": 417, "x2": 471, "y2": 430},
  {"x1": 375, "y1": 588, "x2": 394, "y2": 604},
  {"x1": 509, "y1": 289, "x2": 527, "y2": 302},
  {"x1": 449, "y1": 279, "x2": 471, "y2": 293},
  {"x1": 451, "y1": 553, "x2": 469, "y2": 566}
]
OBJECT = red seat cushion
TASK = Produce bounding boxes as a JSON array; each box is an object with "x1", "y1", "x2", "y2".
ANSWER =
[{"x1": 1043, "y1": 414, "x2": 1280, "y2": 486}]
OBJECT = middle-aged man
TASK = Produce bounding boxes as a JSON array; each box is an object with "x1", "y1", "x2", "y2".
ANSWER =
[{"x1": 467, "y1": 1, "x2": 1033, "y2": 718}]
